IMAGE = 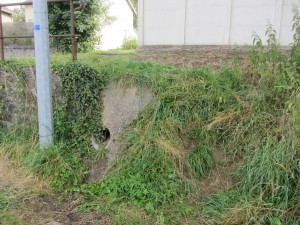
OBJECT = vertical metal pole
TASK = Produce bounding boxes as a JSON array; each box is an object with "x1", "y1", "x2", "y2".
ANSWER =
[
  {"x1": 33, "y1": 0, "x2": 54, "y2": 148},
  {"x1": 0, "y1": 7, "x2": 5, "y2": 60},
  {"x1": 70, "y1": 0, "x2": 77, "y2": 60}
]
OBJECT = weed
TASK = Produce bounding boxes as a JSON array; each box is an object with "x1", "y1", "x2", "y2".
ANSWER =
[
  {"x1": 121, "y1": 38, "x2": 138, "y2": 50},
  {"x1": 185, "y1": 146, "x2": 214, "y2": 179},
  {"x1": 0, "y1": 189, "x2": 18, "y2": 224},
  {"x1": 235, "y1": 135, "x2": 300, "y2": 209},
  {"x1": 80, "y1": 147, "x2": 189, "y2": 209},
  {"x1": 25, "y1": 143, "x2": 88, "y2": 190}
]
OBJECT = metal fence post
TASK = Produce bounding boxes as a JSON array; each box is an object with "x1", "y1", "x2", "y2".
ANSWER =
[
  {"x1": 0, "y1": 7, "x2": 4, "y2": 60},
  {"x1": 70, "y1": 0, "x2": 77, "y2": 60}
]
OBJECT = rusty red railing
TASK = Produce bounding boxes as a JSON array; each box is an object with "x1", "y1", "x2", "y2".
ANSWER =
[{"x1": 0, "y1": 0, "x2": 80, "y2": 60}]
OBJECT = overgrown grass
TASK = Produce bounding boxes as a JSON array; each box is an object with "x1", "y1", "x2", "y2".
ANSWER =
[
  {"x1": 0, "y1": 189, "x2": 18, "y2": 224},
  {"x1": 0, "y1": 13, "x2": 300, "y2": 224},
  {"x1": 0, "y1": 60, "x2": 109, "y2": 191},
  {"x1": 76, "y1": 20, "x2": 300, "y2": 223}
]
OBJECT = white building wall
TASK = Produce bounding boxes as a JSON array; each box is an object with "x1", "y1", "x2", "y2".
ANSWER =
[
  {"x1": 98, "y1": 0, "x2": 137, "y2": 50},
  {"x1": 230, "y1": 0, "x2": 278, "y2": 45},
  {"x1": 280, "y1": 0, "x2": 300, "y2": 44},
  {"x1": 25, "y1": 5, "x2": 33, "y2": 22},
  {"x1": 143, "y1": 0, "x2": 185, "y2": 45},
  {"x1": 185, "y1": 0, "x2": 231, "y2": 45},
  {"x1": 139, "y1": 0, "x2": 300, "y2": 47},
  {"x1": 1, "y1": 13, "x2": 12, "y2": 23}
]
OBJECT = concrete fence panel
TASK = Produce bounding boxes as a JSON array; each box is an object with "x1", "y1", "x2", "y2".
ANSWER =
[
  {"x1": 138, "y1": 0, "x2": 300, "y2": 47},
  {"x1": 185, "y1": 0, "x2": 232, "y2": 45},
  {"x1": 143, "y1": 0, "x2": 185, "y2": 45}
]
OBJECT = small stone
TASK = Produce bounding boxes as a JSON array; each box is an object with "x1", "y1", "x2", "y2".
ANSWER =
[{"x1": 46, "y1": 222, "x2": 63, "y2": 225}]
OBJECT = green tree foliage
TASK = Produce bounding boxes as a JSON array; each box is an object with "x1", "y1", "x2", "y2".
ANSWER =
[
  {"x1": 48, "y1": 0, "x2": 109, "y2": 52},
  {"x1": 12, "y1": 7, "x2": 25, "y2": 22},
  {"x1": 131, "y1": 0, "x2": 138, "y2": 29},
  {"x1": 131, "y1": 0, "x2": 138, "y2": 10}
]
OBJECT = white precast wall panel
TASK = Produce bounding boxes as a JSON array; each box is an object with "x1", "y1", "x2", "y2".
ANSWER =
[
  {"x1": 280, "y1": 0, "x2": 300, "y2": 45},
  {"x1": 139, "y1": 0, "x2": 300, "y2": 46},
  {"x1": 230, "y1": 0, "x2": 278, "y2": 45},
  {"x1": 185, "y1": 0, "x2": 231, "y2": 45},
  {"x1": 143, "y1": 0, "x2": 185, "y2": 45},
  {"x1": 138, "y1": 0, "x2": 144, "y2": 46}
]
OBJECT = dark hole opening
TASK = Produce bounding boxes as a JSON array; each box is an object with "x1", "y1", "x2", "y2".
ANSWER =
[{"x1": 102, "y1": 128, "x2": 111, "y2": 142}]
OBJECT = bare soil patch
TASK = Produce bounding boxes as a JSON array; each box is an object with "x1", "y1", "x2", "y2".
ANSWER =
[{"x1": 136, "y1": 47, "x2": 248, "y2": 69}]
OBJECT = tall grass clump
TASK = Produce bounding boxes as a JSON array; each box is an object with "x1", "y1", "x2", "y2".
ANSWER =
[
  {"x1": 0, "y1": 189, "x2": 18, "y2": 224},
  {"x1": 201, "y1": 12, "x2": 300, "y2": 224}
]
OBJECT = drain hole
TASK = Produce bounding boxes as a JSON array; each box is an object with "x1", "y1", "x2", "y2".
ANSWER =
[{"x1": 102, "y1": 128, "x2": 111, "y2": 142}]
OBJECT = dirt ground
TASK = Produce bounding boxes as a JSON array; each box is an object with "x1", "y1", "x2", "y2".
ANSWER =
[{"x1": 136, "y1": 47, "x2": 248, "y2": 69}]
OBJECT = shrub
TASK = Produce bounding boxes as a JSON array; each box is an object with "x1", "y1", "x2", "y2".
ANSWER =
[
  {"x1": 121, "y1": 38, "x2": 138, "y2": 50},
  {"x1": 185, "y1": 146, "x2": 214, "y2": 179}
]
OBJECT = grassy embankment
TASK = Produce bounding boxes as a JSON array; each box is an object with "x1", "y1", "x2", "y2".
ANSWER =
[{"x1": 0, "y1": 18, "x2": 300, "y2": 224}]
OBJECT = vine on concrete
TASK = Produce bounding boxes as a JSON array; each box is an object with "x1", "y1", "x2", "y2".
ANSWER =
[{"x1": 53, "y1": 61, "x2": 108, "y2": 154}]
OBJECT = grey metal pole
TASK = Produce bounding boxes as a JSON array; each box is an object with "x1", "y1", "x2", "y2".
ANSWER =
[
  {"x1": 70, "y1": 0, "x2": 77, "y2": 60},
  {"x1": 0, "y1": 6, "x2": 5, "y2": 60},
  {"x1": 33, "y1": 0, "x2": 54, "y2": 148}
]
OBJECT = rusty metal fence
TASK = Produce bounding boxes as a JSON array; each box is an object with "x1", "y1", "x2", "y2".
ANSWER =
[{"x1": 0, "y1": 0, "x2": 82, "y2": 60}]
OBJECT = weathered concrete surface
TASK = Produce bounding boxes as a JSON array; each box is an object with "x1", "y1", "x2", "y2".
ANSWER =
[
  {"x1": 4, "y1": 46, "x2": 35, "y2": 58},
  {"x1": 0, "y1": 67, "x2": 62, "y2": 127},
  {"x1": 102, "y1": 83, "x2": 152, "y2": 164},
  {"x1": 87, "y1": 83, "x2": 152, "y2": 182},
  {"x1": 0, "y1": 67, "x2": 37, "y2": 126},
  {"x1": 102, "y1": 83, "x2": 152, "y2": 143}
]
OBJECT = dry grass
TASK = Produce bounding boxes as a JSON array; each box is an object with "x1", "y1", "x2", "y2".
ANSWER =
[
  {"x1": 156, "y1": 137, "x2": 185, "y2": 172},
  {"x1": 0, "y1": 147, "x2": 47, "y2": 191},
  {"x1": 206, "y1": 112, "x2": 238, "y2": 131},
  {"x1": 0, "y1": 146, "x2": 111, "y2": 224}
]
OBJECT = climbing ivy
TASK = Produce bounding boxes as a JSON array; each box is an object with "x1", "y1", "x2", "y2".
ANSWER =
[{"x1": 53, "y1": 62, "x2": 108, "y2": 154}]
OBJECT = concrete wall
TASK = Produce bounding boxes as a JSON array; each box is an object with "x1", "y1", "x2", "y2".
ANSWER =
[
  {"x1": 96, "y1": 0, "x2": 137, "y2": 50},
  {"x1": 3, "y1": 22, "x2": 33, "y2": 46},
  {"x1": 25, "y1": 5, "x2": 33, "y2": 22},
  {"x1": 138, "y1": 0, "x2": 300, "y2": 47},
  {"x1": 1, "y1": 13, "x2": 13, "y2": 23},
  {"x1": 4, "y1": 46, "x2": 34, "y2": 58}
]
